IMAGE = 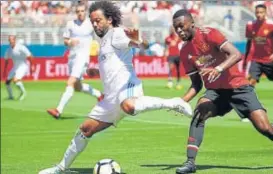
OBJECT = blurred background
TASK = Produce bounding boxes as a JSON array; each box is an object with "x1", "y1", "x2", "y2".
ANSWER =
[{"x1": 1, "y1": 0, "x2": 273, "y2": 79}]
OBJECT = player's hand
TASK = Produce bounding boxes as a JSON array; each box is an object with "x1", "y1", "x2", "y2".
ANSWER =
[
  {"x1": 200, "y1": 68, "x2": 221, "y2": 83},
  {"x1": 86, "y1": 68, "x2": 100, "y2": 77},
  {"x1": 70, "y1": 39, "x2": 80, "y2": 47},
  {"x1": 124, "y1": 28, "x2": 139, "y2": 41}
]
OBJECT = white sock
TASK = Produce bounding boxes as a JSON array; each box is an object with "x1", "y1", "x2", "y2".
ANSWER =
[
  {"x1": 57, "y1": 86, "x2": 74, "y2": 113},
  {"x1": 58, "y1": 130, "x2": 89, "y2": 169},
  {"x1": 81, "y1": 83, "x2": 101, "y2": 98},
  {"x1": 6, "y1": 84, "x2": 13, "y2": 98},
  {"x1": 134, "y1": 96, "x2": 175, "y2": 115},
  {"x1": 15, "y1": 81, "x2": 26, "y2": 94}
]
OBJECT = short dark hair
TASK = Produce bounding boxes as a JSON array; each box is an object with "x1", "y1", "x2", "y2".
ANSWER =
[
  {"x1": 89, "y1": 1, "x2": 122, "y2": 27},
  {"x1": 173, "y1": 9, "x2": 193, "y2": 21},
  {"x1": 255, "y1": 4, "x2": 267, "y2": 10}
]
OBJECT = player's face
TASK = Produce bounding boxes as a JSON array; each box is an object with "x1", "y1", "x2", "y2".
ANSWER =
[
  {"x1": 173, "y1": 16, "x2": 194, "y2": 41},
  {"x1": 255, "y1": 7, "x2": 266, "y2": 21},
  {"x1": 76, "y1": 6, "x2": 86, "y2": 21},
  {"x1": 90, "y1": 9, "x2": 112, "y2": 38},
  {"x1": 8, "y1": 36, "x2": 16, "y2": 47}
]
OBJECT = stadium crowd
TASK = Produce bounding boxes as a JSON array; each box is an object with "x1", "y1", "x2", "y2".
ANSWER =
[{"x1": 1, "y1": 1, "x2": 272, "y2": 18}]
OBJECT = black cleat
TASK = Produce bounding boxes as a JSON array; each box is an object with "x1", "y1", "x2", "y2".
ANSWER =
[{"x1": 176, "y1": 160, "x2": 196, "y2": 174}]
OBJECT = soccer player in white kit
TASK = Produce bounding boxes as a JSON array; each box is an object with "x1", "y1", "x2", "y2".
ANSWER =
[
  {"x1": 47, "y1": 4, "x2": 102, "y2": 119},
  {"x1": 39, "y1": 2, "x2": 192, "y2": 174},
  {"x1": 4, "y1": 35, "x2": 34, "y2": 101}
]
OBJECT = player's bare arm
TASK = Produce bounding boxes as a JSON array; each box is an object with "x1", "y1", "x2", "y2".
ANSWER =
[
  {"x1": 86, "y1": 68, "x2": 100, "y2": 77},
  {"x1": 200, "y1": 42, "x2": 241, "y2": 83},
  {"x1": 182, "y1": 73, "x2": 203, "y2": 102},
  {"x1": 124, "y1": 28, "x2": 149, "y2": 49},
  {"x1": 244, "y1": 39, "x2": 252, "y2": 67}
]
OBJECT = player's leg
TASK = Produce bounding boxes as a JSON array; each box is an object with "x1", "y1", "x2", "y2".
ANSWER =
[
  {"x1": 174, "y1": 56, "x2": 182, "y2": 90},
  {"x1": 50, "y1": 76, "x2": 77, "y2": 117},
  {"x1": 12, "y1": 65, "x2": 28, "y2": 100},
  {"x1": 167, "y1": 56, "x2": 175, "y2": 88},
  {"x1": 176, "y1": 90, "x2": 232, "y2": 174},
  {"x1": 230, "y1": 85, "x2": 273, "y2": 141},
  {"x1": 119, "y1": 80, "x2": 193, "y2": 117},
  {"x1": 247, "y1": 61, "x2": 263, "y2": 87},
  {"x1": 262, "y1": 62, "x2": 273, "y2": 82},
  {"x1": 72, "y1": 61, "x2": 102, "y2": 99},
  {"x1": 249, "y1": 110, "x2": 273, "y2": 141},
  {"x1": 80, "y1": 81, "x2": 102, "y2": 99},
  {"x1": 5, "y1": 68, "x2": 15, "y2": 99},
  {"x1": 39, "y1": 118, "x2": 112, "y2": 174},
  {"x1": 47, "y1": 60, "x2": 81, "y2": 118}
]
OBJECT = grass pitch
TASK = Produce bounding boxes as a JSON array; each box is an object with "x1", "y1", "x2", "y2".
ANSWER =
[{"x1": 1, "y1": 78, "x2": 273, "y2": 174}]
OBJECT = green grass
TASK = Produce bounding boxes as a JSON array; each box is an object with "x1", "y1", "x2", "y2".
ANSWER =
[{"x1": 1, "y1": 78, "x2": 273, "y2": 174}]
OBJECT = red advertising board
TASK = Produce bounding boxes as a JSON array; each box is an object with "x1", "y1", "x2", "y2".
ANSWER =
[{"x1": 0, "y1": 56, "x2": 187, "y2": 81}]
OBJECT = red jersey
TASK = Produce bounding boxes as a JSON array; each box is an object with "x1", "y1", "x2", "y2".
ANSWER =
[
  {"x1": 165, "y1": 34, "x2": 180, "y2": 56},
  {"x1": 245, "y1": 19, "x2": 273, "y2": 63},
  {"x1": 180, "y1": 27, "x2": 249, "y2": 89}
]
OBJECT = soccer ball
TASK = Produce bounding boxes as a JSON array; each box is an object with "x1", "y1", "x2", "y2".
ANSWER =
[{"x1": 93, "y1": 159, "x2": 121, "y2": 174}]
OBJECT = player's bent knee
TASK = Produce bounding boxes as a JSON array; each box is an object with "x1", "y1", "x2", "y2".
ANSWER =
[
  {"x1": 121, "y1": 99, "x2": 135, "y2": 115},
  {"x1": 80, "y1": 124, "x2": 95, "y2": 138}
]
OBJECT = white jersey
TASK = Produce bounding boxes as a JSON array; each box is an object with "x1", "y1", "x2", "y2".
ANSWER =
[
  {"x1": 63, "y1": 18, "x2": 93, "y2": 61},
  {"x1": 98, "y1": 27, "x2": 139, "y2": 95},
  {"x1": 4, "y1": 43, "x2": 31, "y2": 68}
]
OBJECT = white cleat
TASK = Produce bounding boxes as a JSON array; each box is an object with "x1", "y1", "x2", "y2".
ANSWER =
[
  {"x1": 18, "y1": 92, "x2": 26, "y2": 101},
  {"x1": 241, "y1": 118, "x2": 250, "y2": 123},
  {"x1": 171, "y1": 97, "x2": 193, "y2": 117},
  {"x1": 38, "y1": 166, "x2": 66, "y2": 174}
]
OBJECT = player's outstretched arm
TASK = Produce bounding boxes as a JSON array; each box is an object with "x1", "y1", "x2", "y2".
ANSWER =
[
  {"x1": 182, "y1": 73, "x2": 203, "y2": 102},
  {"x1": 217, "y1": 42, "x2": 241, "y2": 71},
  {"x1": 200, "y1": 42, "x2": 241, "y2": 83},
  {"x1": 124, "y1": 28, "x2": 149, "y2": 49},
  {"x1": 243, "y1": 39, "x2": 252, "y2": 68}
]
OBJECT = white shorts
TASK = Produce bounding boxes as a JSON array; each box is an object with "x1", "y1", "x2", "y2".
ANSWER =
[
  {"x1": 7, "y1": 64, "x2": 28, "y2": 80},
  {"x1": 89, "y1": 79, "x2": 144, "y2": 125},
  {"x1": 68, "y1": 54, "x2": 89, "y2": 80}
]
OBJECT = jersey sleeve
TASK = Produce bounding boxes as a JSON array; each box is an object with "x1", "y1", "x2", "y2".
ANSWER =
[
  {"x1": 245, "y1": 21, "x2": 253, "y2": 39},
  {"x1": 111, "y1": 28, "x2": 131, "y2": 49},
  {"x1": 21, "y1": 45, "x2": 31, "y2": 57},
  {"x1": 180, "y1": 50, "x2": 198, "y2": 76},
  {"x1": 63, "y1": 21, "x2": 71, "y2": 38},
  {"x1": 207, "y1": 28, "x2": 228, "y2": 50}
]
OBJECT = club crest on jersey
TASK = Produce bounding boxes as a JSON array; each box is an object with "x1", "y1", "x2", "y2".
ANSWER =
[
  {"x1": 254, "y1": 36, "x2": 266, "y2": 44},
  {"x1": 264, "y1": 29, "x2": 269, "y2": 35},
  {"x1": 195, "y1": 54, "x2": 214, "y2": 67}
]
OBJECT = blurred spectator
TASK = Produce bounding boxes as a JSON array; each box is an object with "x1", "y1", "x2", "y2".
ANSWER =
[{"x1": 224, "y1": 9, "x2": 234, "y2": 31}]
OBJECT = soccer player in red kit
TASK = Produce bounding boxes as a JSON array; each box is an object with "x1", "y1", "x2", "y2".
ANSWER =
[
  {"x1": 244, "y1": 4, "x2": 273, "y2": 86},
  {"x1": 172, "y1": 9, "x2": 273, "y2": 174},
  {"x1": 165, "y1": 27, "x2": 183, "y2": 89}
]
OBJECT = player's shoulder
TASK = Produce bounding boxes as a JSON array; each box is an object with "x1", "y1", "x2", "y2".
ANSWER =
[{"x1": 198, "y1": 27, "x2": 220, "y2": 36}]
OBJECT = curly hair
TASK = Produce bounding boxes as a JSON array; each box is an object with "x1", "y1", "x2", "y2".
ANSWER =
[{"x1": 89, "y1": 1, "x2": 122, "y2": 27}]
